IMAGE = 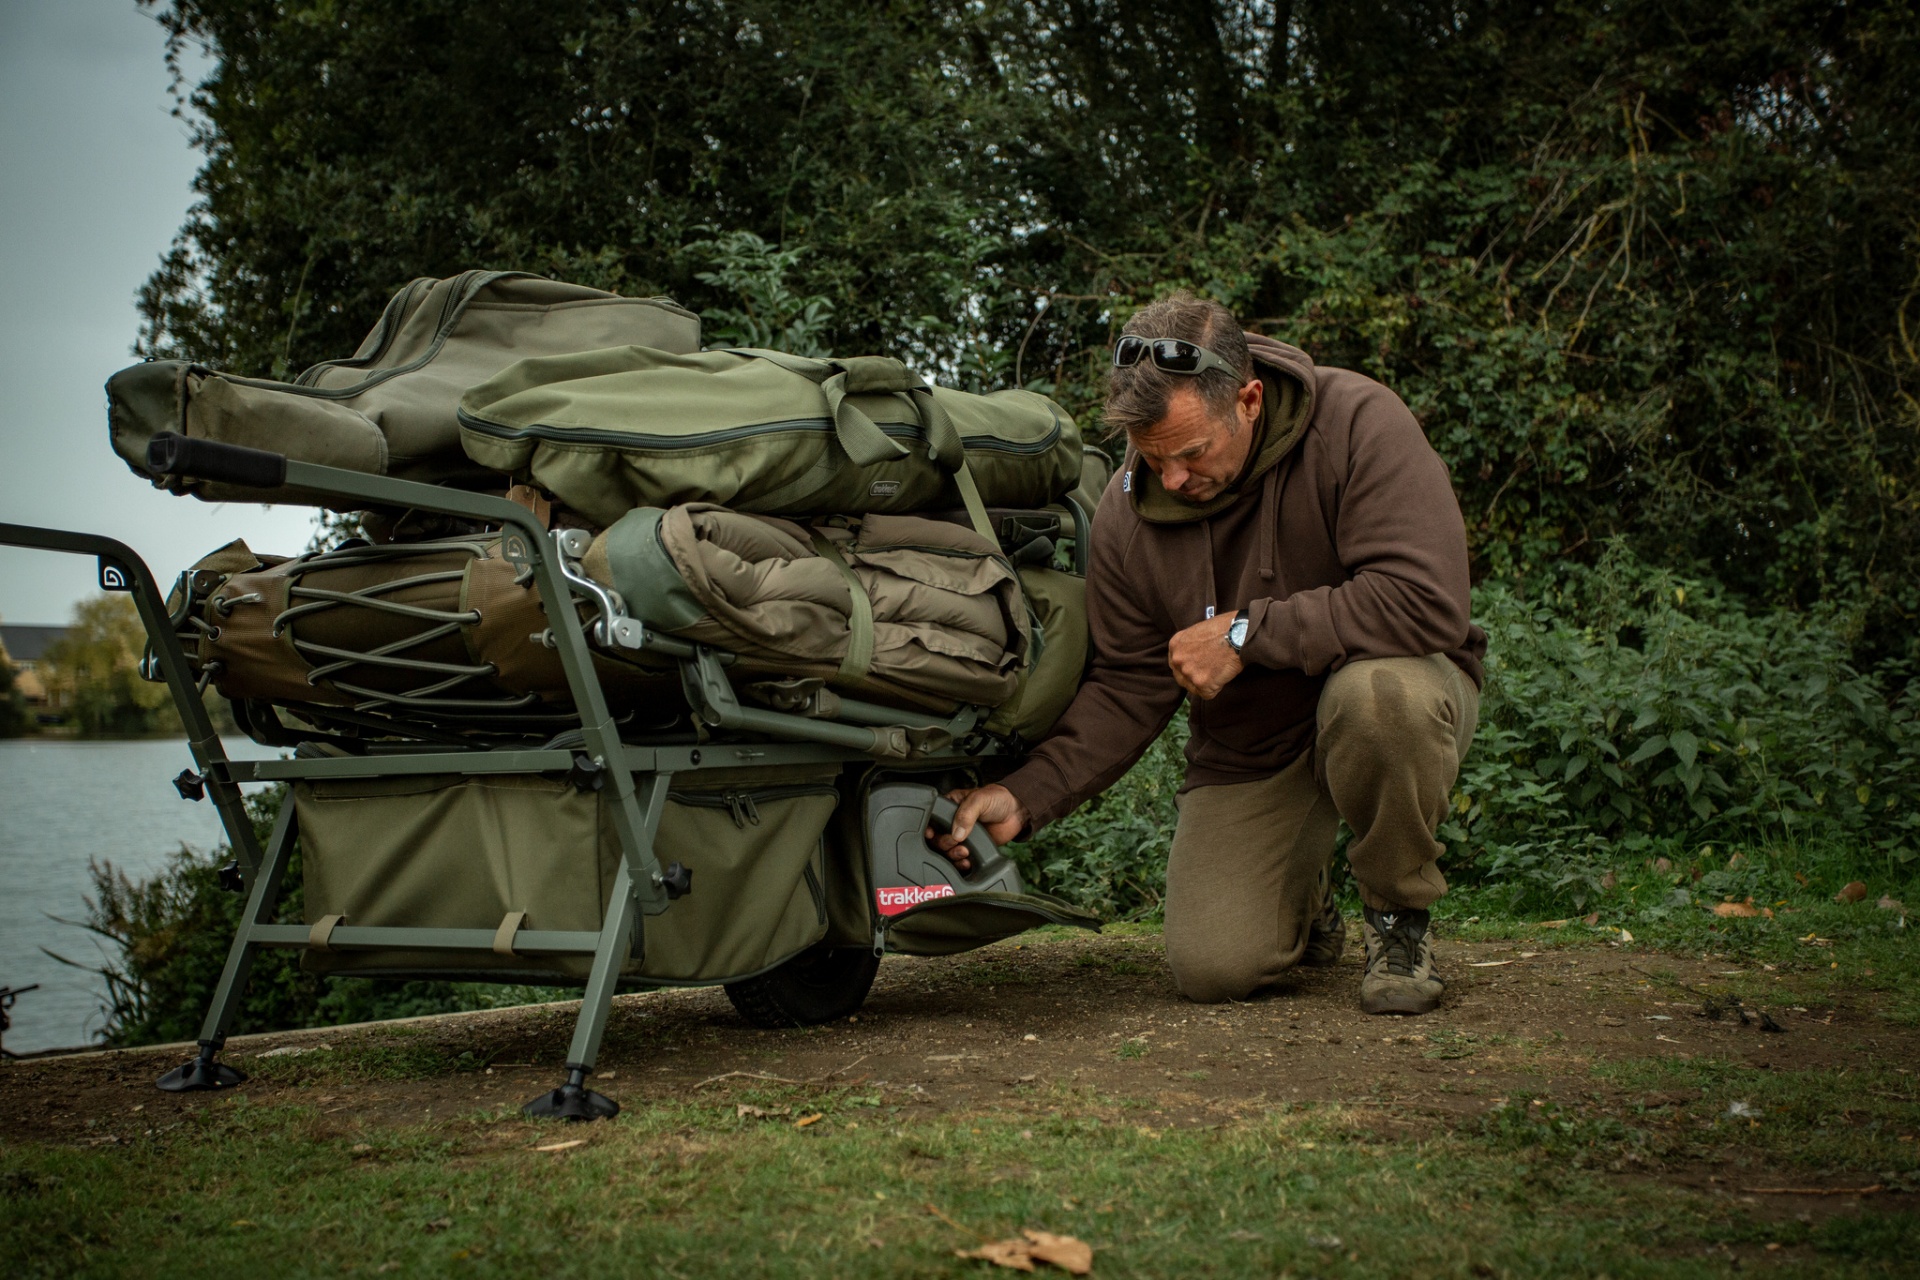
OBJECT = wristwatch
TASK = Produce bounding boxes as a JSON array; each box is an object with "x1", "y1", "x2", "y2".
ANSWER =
[{"x1": 1226, "y1": 610, "x2": 1250, "y2": 653}]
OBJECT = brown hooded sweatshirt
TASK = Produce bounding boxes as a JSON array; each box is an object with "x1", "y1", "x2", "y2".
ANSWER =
[{"x1": 1000, "y1": 334, "x2": 1487, "y2": 832}]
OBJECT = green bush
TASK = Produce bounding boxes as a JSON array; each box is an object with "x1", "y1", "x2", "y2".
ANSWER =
[{"x1": 1454, "y1": 547, "x2": 1920, "y2": 910}]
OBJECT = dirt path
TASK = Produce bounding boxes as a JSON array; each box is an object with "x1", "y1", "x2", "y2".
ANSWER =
[{"x1": 4, "y1": 929, "x2": 1905, "y2": 1146}]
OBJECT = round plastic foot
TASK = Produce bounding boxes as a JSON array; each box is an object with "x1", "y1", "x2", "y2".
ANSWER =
[
  {"x1": 523, "y1": 1066, "x2": 619, "y2": 1121},
  {"x1": 157, "y1": 1053, "x2": 247, "y2": 1093}
]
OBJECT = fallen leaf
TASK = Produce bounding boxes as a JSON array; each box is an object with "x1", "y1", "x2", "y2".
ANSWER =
[
  {"x1": 795, "y1": 1113, "x2": 825, "y2": 1128},
  {"x1": 1023, "y1": 1229, "x2": 1094, "y2": 1275},
  {"x1": 957, "y1": 1239, "x2": 1039, "y2": 1272},
  {"x1": 1835, "y1": 881, "x2": 1868, "y2": 903},
  {"x1": 1712, "y1": 902, "x2": 1762, "y2": 918},
  {"x1": 534, "y1": 1139, "x2": 586, "y2": 1153},
  {"x1": 1878, "y1": 896, "x2": 1906, "y2": 913},
  {"x1": 1581, "y1": 912, "x2": 1600, "y2": 926},
  {"x1": 1600, "y1": 870, "x2": 1618, "y2": 890},
  {"x1": 736, "y1": 1104, "x2": 782, "y2": 1119},
  {"x1": 423, "y1": 1217, "x2": 452, "y2": 1233},
  {"x1": 1537, "y1": 919, "x2": 1568, "y2": 929}
]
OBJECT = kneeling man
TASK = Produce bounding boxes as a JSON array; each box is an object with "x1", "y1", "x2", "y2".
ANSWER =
[{"x1": 940, "y1": 292, "x2": 1485, "y2": 1015}]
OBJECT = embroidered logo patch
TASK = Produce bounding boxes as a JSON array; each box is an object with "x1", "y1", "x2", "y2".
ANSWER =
[
  {"x1": 1122, "y1": 470, "x2": 1132, "y2": 493},
  {"x1": 869, "y1": 479, "x2": 902, "y2": 498},
  {"x1": 875, "y1": 884, "x2": 956, "y2": 916}
]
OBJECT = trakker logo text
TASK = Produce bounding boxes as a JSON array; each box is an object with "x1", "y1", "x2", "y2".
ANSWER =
[{"x1": 874, "y1": 884, "x2": 956, "y2": 916}]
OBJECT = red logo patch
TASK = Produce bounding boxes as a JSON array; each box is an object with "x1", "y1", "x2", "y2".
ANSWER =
[{"x1": 875, "y1": 884, "x2": 956, "y2": 916}]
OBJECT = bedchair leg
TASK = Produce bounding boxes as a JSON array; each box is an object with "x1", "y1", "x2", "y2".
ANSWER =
[
  {"x1": 521, "y1": 861, "x2": 638, "y2": 1122},
  {"x1": 156, "y1": 1039, "x2": 247, "y2": 1092},
  {"x1": 522, "y1": 774, "x2": 675, "y2": 1121},
  {"x1": 156, "y1": 798, "x2": 297, "y2": 1094},
  {"x1": 523, "y1": 1064, "x2": 620, "y2": 1121}
]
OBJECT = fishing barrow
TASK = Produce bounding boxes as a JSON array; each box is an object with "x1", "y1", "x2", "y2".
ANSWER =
[{"x1": 1, "y1": 434, "x2": 1098, "y2": 1119}]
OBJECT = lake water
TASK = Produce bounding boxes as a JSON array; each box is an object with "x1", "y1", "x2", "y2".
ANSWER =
[{"x1": 0, "y1": 737, "x2": 279, "y2": 1054}]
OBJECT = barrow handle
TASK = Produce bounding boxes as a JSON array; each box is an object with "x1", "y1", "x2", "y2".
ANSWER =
[{"x1": 147, "y1": 432, "x2": 287, "y2": 489}]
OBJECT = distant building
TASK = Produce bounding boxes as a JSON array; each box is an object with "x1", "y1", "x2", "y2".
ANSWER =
[{"x1": 0, "y1": 623, "x2": 66, "y2": 709}]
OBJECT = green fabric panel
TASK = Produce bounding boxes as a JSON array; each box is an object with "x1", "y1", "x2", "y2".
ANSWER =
[
  {"x1": 596, "y1": 507, "x2": 707, "y2": 632},
  {"x1": 638, "y1": 782, "x2": 838, "y2": 981},
  {"x1": 295, "y1": 773, "x2": 618, "y2": 981},
  {"x1": 293, "y1": 768, "x2": 840, "y2": 984}
]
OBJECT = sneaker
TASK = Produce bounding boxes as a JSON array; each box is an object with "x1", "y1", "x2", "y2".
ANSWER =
[
  {"x1": 1301, "y1": 876, "x2": 1346, "y2": 967},
  {"x1": 1360, "y1": 905, "x2": 1444, "y2": 1015}
]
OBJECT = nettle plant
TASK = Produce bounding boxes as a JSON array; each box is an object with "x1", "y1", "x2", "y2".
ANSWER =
[{"x1": 1449, "y1": 548, "x2": 1920, "y2": 900}]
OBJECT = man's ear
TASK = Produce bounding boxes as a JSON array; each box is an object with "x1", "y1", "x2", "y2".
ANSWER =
[{"x1": 1237, "y1": 376, "x2": 1264, "y2": 430}]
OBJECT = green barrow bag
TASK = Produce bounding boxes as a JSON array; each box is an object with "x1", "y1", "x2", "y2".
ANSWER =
[
  {"x1": 295, "y1": 764, "x2": 841, "y2": 984},
  {"x1": 106, "y1": 271, "x2": 700, "y2": 506},
  {"x1": 457, "y1": 346, "x2": 1081, "y2": 528}
]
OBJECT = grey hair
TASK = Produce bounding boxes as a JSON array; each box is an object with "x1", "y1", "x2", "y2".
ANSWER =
[{"x1": 1103, "y1": 291, "x2": 1252, "y2": 439}]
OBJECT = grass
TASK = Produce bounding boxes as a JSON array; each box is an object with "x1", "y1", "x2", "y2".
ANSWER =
[
  {"x1": 3, "y1": 1073, "x2": 1916, "y2": 1279},
  {"x1": 5, "y1": 852, "x2": 1915, "y2": 1278}
]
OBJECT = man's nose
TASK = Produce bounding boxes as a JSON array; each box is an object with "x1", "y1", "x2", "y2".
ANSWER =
[{"x1": 1162, "y1": 463, "x2": 1190, "y2": 492}]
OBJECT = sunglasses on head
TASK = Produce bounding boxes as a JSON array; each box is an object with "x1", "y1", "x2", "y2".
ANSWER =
[{"x1": 1111, "y1": 335, "x2": 1240, "y2": 379}]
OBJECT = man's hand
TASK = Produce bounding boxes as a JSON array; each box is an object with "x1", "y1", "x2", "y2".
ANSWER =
[
  {"x1": 1168, "y1": 611, "x2": 1244, "y2": 700},
  {"x1": 927, "y1": 784, "x2": 1029, "y2": 873}
]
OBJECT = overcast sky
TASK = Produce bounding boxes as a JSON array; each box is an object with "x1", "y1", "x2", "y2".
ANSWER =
[{"x1": 0, "y1": 1, "x2": 312, "y2": 627}]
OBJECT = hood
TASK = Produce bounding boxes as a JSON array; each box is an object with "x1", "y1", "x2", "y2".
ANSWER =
[{"x1": 1123, "y1": 333, "x2": 1316, "y2": 525}]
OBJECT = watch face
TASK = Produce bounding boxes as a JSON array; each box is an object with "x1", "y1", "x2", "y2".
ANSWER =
[{"x1": 1229, "y1": 617, "x2": 1250, "y2": 649}]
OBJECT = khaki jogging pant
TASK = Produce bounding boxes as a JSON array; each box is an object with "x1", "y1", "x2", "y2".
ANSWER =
[{"x1": 1163, "y1": 654, "x2": 1479, "y2": 1003}]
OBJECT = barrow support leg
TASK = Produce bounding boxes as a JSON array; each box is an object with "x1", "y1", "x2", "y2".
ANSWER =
[
  {"x1": 157, "y1": 798, "x2": 298, "y2": 1093},
  {"x1": 524, "y1": 773, "x2": 673, "y2": 1121}
]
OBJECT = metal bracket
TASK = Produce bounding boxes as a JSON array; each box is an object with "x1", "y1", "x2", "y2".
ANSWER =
[{"x1": 548, "y1": 528, "x2": 650, "y2": 651}]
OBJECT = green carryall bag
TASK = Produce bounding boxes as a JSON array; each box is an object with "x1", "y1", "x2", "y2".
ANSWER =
[
  {"x1": 295, "y1": 764, "x2": 841, "y2": 984},
  {"x1": 457, "y1": 346, "x2": 1081, "y2": 528},
  {"x1": 106, "y1": 271, "x2": 700, "y2": 506}
]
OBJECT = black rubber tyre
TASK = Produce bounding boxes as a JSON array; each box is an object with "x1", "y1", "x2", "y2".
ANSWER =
[{"x1": 725, "y1": 944, "x2": 881, "y2": 1028}]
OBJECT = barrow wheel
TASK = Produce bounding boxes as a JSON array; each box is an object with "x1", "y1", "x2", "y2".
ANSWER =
[{"x1": 725, "y1": 944, "x2": 881, "y2": 1028}]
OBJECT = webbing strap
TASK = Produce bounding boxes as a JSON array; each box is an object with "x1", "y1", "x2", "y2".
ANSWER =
[
  {"x1": 308, "y1": 914, "x2": 346, "y2": 952},
  {"x1": 952, "y1": 459, "x2": 996, "y2": 545},
  {"x1": 492, "y1": 910, "x2": 528, "y2": 956},
  {"x1": 809, "y1": 531, "x2": 875, "y2": 686}
]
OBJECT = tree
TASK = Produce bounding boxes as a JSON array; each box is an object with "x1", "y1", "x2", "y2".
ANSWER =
[
  {"x1": 0, "y1": 651, "x2": 32, "y2": 737},
  {"x1": 136, "y1": 1, "x2": 1920, "y2": 655},
  {"x1": 38, "y1": 595, "x2": 179, "y2": 736}
]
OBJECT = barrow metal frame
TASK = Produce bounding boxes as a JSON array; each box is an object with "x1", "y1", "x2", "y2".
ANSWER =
[{"x1": 1, "y1": 435, "x2": 1014, "y2": 1119}]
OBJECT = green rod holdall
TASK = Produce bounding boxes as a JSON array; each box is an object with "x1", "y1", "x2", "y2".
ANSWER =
[
  {"x1": 456, "y1": 345, "x2": 1082, "y2": 532},
  {"x1": 106, "y1": 271, "x2": 701, "y2": 506}
]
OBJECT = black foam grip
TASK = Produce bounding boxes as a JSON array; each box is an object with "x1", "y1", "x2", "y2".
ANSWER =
[{"x1": 146, "y1": 432, "x2": 287, "y2": 489}]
